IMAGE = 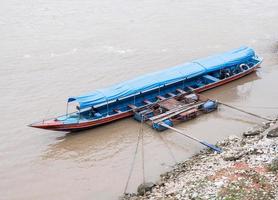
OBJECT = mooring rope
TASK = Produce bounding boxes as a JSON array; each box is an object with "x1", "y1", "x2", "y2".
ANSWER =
[
  {"x1": 219, "y1": 102, "x2": 273, "y2": 121},
  {"x1": 123, "y1": 124, "x2": 141, "y2": 194},
  {"x1": 198, "y1": 93, "x2": 274, "y2": 121},
  {"x1": 140, "y1": 118, "x2": 146, "y2": 196},
  {"x1": 227, "y1": 105, "x2": 278, "y2": 110},
  {"x1": 123, "y1": 117, "x2": 147, "y2": 195},
  {"x1": 156, "y1": 133, "x2": 177, "y2": 164}
]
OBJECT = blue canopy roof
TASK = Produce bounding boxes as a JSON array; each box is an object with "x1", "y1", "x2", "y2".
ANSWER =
[
  {"x1": 68, "y1": 46, "x2": 255, "y2": 109},
  {"x1": 193, "y1": 46, "x2": 255, "y2": 73}
]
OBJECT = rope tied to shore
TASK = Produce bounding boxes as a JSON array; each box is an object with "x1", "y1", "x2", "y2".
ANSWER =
[
  {"x1": 123, "y1": 117, "x2": 146, "y2": 195},
  {"x1": 156, "y1": 133, "x2": 177, "y2": 164},
  {"x1": 140, "y1": 118, "x2": 146, "y2": 196},
  {"x1": 197, "y1": 93, "x2": 274, "y2": 121},
  {"x1": 123, "y1": 124, "x2": 141, "y2": 194},
  {"x1": 219, "y1": 102, "x2": 273, "y2": 121}
]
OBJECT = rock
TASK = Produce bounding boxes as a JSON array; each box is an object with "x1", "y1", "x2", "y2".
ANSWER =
[
  {"x1": 267, "y1": 127, "x2": 278, "y2": 138},
  {"x1": 137, "y1": 182, "x2": 155, "y2": 196},
  {"x1": 247, "y1": 147, "x2": 263, "y2": 155},
  {"x1": 223, "y1": 150, "x2": 245, "y2": 161},
  {"x1": 119, "y1": 193, "x2": 137, "y2": 200},
  {"x1": 269, "y1": 157, "x2": 278, "y2": 172},
  {"x1": 228, "y1": 135, "x2": 240, "y2": 141},
  {"x1": 123, "y1": 118, "x2": 278, "y2": 200},
  {"x1": 262, "y1": 121, "x2": 272, "y2": 130},
  {"x1": 155, "y1": 180, "x2": 165, "y2": 186},
  {"x1": 243, "y1": 129, "x2": 261, "y2": 137},
  {"x1": 214, "y1": 180, "x2": 224, "y2": 188},
  {"x1": 189, "y1": 192, "x2": 198, "y2": 199}
]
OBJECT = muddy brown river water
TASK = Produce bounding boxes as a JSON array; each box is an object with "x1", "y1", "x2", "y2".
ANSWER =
[{"x1": 1, "y1": 0, "x2": 278, "y2": 199}]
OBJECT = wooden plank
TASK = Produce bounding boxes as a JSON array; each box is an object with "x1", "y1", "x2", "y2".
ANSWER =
[
  {"x1": 157, "y1": 95, "x2": 166, "y2": 100},
  {"x1": 179, "y1": 108, "x2": 198, "y2": 116},
  {"x1": 203, "y1": 75, "x2": 219, "y2": 82},
  {"x1": 114, "y1": 109, "x2": 122, "y2": 113},
  {"x1": 152, "y1": 103, "x2": 203, "y2": 124},
  {"x1": 143, "y1": 99, "x2": 153, "y2": 105},
  {"x1": 185, "y1": 86, "x2": 194, "y2": 91},
  {"x1": 167, "y1": 92, "x2": 176, "y2": 97},
  {"x1": 176, "y1": 88, "x2": 186, "y2": 94},
  {"x1": 128, "y1": 104, "x2": 137, "y2": 109},
  {"x1": 158, "y1": 98, "x2": 184, "y2": 110},
  {"x1": 149, "y1": 101, "x2": 203, "y2": 122}
]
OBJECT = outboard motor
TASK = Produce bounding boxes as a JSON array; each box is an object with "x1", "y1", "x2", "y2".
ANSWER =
[{"x1": 202, "y1": 100, "x2": 218, "y2": 113}]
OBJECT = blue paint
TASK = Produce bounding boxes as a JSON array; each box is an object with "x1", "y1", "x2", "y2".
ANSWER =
[
  {"x1": 202, "y1": 100, "x2": 218, "y2": 113},
  {"x1": 152, "y1": 120, "x2": 173, "y2": 131},
  {"x1": 68, "y1": 46, "x2": 257, "y2": 109}
]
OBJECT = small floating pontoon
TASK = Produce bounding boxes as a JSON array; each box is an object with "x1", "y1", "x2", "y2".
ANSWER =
[
  {"x1": 133, "y1": 93, "x2": 218, "y2": 131},
  {"x1": 29, "y1": 46, "x2": 262, "y2": 132}
]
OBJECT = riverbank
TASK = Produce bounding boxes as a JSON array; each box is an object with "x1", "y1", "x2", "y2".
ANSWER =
[{"x1": 122, "y1": 117, "x2": 278, "y2": 200}]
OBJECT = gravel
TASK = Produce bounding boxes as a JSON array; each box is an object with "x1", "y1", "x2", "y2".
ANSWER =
[{"x1": 121, "y1": 118, "x2": 278, "y2": 200}]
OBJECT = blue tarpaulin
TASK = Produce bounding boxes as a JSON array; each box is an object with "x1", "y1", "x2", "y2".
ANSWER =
[{"x1": 68, "y1": 46, "x2": 256, "y2": 109}]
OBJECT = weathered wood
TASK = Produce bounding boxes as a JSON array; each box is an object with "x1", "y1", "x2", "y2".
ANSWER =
[
  {"x1": 150, "y1": 102, "x2": 203, "y2": 123},
  {"x1": 143, "y1": 100, "x2": 153, "y2": 105},
  {"x1": 176, "y1": 88, "x2": 186, "y2": 94},
  {"x1": 157, "y1": 95, "x2": 166, "y2": 100},
  {"x1": 128, "y1": 104, "x2": 137, "y2": 109},
  {"x1": 167, "y1": 92, "x2": 176, "y2": 97},
  {"x1": 158, "y1": 98, "x2": 184, "y2": 110},
  {"x1": 114, "y1": 109, "x2": 122, "y2": 113},
  {"x1": 203, "y1": 74, "x2": 220, "y2": 82}
]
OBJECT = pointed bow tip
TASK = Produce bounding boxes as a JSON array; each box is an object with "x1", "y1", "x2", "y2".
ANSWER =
[
  {"x1": 28, "y1": 123, "x2": 38, "y2": 128},
  {"x1": 28, "y1": 122, "x2": 44, "y2": 128}
]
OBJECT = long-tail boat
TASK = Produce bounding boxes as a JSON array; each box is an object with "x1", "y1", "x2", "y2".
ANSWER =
[{"x1": 29, "y1": 46, "x2": 262, "y2": 132}]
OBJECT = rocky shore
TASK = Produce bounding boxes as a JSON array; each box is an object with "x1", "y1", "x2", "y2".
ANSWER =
[{"x1": 122, "y1": 117, "x2": 278, "y2": 200}]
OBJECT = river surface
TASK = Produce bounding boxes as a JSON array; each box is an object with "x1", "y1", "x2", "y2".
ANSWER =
[{"x1": 1, "y1": 0, "x2": 278, "y2": 199}]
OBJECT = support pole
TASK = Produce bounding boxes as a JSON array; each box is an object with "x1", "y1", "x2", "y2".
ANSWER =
[
  {"x1": 183, "y1": 79, "x2": 185, "y2": 90},
  {"x1": 78, "y1": 110, "x2": 80, "y2": 123},
  {"x1": 160, "y1": 123, "x2": 223, "y2": 153},
  {"x1": 106, "y1": 100, "x2": 109, "y2": 116},
  {"x1": 66, "y1": 102, "x2": 69, "y2": 117}
]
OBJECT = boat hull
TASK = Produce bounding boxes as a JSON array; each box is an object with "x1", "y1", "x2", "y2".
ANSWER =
[{"x1": 30, "y1": 63, "x2": 260, "y2": 132}]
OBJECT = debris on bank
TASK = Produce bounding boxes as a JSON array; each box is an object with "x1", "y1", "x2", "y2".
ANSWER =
[{"x1": 121, "y1": 118, "x2": 278, "y2": 200}]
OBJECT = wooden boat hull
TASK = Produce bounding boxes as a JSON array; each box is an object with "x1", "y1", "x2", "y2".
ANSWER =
[{"x1": 30, "y1": 63, "x2": 260, "y2": 132}]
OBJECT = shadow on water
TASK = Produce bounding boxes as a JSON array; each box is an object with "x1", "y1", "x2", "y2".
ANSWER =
[
  {"x1": 201, "y1": 71, "x2": 261, "y2": 102},
  {"x1": 41, "y1": 118, "x2": 140, "y2": 162}
]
